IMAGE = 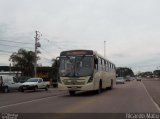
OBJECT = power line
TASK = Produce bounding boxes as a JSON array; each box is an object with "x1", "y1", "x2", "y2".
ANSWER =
[
  {"x1": 0, "y1": 53, "x2": 11, "y2": 56},
  {"x1": 42, "y1": 37, "x2": 63, "y2": 50},
  {"x1": 40, "y1": 56, "x2": 52, "y2": 61},
  {"x1": 40, "y1": 47, "x2": 50, "y2": 54},
  {"x1": 0, "y1": 50, "x2": 14, "y2": 54},
  {"x1": 0, "y1": 39, "x2": 32, "y2": 45},
  {"x1": 0, "y1": 43, "x2": 33, "y2": 49},
  {"x1": 39, "y1": 47, "x2": 56, "y2": 59}
]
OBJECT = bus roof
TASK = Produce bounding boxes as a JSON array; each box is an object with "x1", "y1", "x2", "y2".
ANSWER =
[
  {"x1": 60, "y1": 49, "x2": 115, "y2": 65},
  {"x1": 93, "y1": 51, "x2": 115, "y2": 65}
]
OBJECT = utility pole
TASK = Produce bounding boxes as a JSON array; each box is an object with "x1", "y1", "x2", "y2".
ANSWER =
[
  {"x1": 104, "y1": 41, "x2": 106, "y2": 58},
  {"x1": 34, "y1": 31, "x2": 41, "y2": 77},
  {"x1": 9, "y1": 63, "x2": 11, "y2": 73}
]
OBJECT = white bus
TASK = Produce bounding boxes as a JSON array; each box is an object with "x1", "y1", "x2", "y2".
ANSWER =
[{"x1": 57, "y1": 50, "x2": 116, "y2": 95}]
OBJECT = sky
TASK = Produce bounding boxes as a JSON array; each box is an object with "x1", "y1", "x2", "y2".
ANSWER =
[{"x1": 0, "y1": 0, "x2": 160, "y2": 73}]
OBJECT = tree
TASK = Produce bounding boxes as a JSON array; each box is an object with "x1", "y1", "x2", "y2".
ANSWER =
[
  {"x1": 51, "y1": 58, "x2": 56, "y2": 67},
  {"x1": 153, "y1": 70, "x2": 160, "y2": 78},
  {"x1": 9, "y1": 48, "x2": 39, "y2": 76},
  {"x1": 116, "y1": 67, "x2": 134, "y2": 77}
]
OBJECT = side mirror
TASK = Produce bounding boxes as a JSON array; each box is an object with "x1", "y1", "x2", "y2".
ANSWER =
[
  {"x1": 52, "y1": 57, "x2": 60, "y2": 68},
  {"x1": 55, "y1": 57, "x2": 60, "y2": 67}
]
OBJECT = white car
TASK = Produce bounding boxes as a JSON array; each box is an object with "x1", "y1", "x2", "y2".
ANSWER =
[
  {"x1": 116, "y1": 77, "x2": 125, "y2": 84},
  {"x1": 20, "y1": 78, "x2": 50, "y2": 92},
  {"x1": 130, "y1": 77, "x2": 135, "y2": 80},
  {"x1": 0, "y1": 75, "x2": 22, "y2": 93},
  {"x1": 136, "y1": 77, "x2": 142, "y2": 81}
]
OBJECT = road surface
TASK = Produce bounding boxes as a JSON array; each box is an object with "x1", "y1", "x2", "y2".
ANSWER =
[
  {"x1": 0, "y1": 79, "x2": 159, "y2": 114},
  {"x1": 0, "y1": 81, "x2": 160, "y2": 113}
]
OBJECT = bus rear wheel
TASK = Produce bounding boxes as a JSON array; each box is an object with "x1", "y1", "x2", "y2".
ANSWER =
[
  {"x1": 109, "y1": 80, "x2": 113, "y2": 90},
  {"x1": 69, "y1": 91, "x2": 75, "y2": 96}
]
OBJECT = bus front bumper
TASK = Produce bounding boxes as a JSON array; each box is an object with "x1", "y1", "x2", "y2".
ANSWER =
[{"x1": 58, "y1": 83, "x2": 94, "y2": 91}]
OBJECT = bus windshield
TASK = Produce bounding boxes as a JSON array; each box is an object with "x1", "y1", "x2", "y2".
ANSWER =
[{"x1": 59, "y1": 56, "x2": 93, "y2": 77}]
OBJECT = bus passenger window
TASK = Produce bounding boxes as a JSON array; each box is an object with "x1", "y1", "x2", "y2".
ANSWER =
[
  {"x1": 94, "y1": 57, "x2": 98, "y2": 70},
  {"x1": 104, "y1": 61, "x2": 106, "y2": 71}
]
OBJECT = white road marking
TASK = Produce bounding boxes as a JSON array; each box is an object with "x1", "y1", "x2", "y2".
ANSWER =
[
  {"x1": 142, "y1": 81, "x2": 160, "y2": 112},
  {"x1": 0, "y1": 93, "x2": 65, "y2": 109}
]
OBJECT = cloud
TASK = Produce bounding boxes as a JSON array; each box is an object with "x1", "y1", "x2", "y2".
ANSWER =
[{"x1": 0, "y1": 0, "x2": 160, "y2": 72}]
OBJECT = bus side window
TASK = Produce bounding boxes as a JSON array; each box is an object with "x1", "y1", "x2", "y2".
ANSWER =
[
  {"x1": 111, "y1": 64, "x2": 113, "y2": 71},
  {"x1": 104, "y1": 60, "x2": 106, "y2": 71},
  {"x1": 100, "y1": 58, "x2": 102, "y2": 71},
  {"x1": 114, "y1": 65, "x2": 116, "y2": 72},
  {"x1": 102, "y1": 59, "x2": 105, "y2": 71},
  {"x1": 108, "y1": 63, "x2": 110, "y2": 72},
  {"x1": 0, "y1": 76, "x2": 3, "y2": 86},
  {"x1": 102, "y1": 59, "x2": 104, "y2": 71},
  {"x1": 97, "y1": 57, "x2": 101, "y2": 71},
  {"x1": 94, "y1": 57, "x2": 98, "y2": 70},
  {"x1": 106, "y1": 62, "x2": 109, "y2": 72}
]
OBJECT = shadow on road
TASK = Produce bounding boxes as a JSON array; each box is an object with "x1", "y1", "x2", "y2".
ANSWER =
[
  {"x1": 21, "y1": 89, "x2": 49, "y2": 93},
  {"x1": 63, "y1": 88, "x2": 114, "y2": 97}
]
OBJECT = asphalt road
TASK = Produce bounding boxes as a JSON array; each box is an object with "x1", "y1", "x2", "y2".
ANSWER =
[
  {"x1": 0, "y1": 79, "x2": 159, "y2": 113},
  {"x1": 142, "y1": 79, "x2": 160, "y2": 109}
]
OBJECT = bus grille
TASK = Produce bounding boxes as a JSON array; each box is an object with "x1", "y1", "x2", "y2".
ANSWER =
[{"x1": 63, "y1": 80, "x2": 85, "y2": 85}]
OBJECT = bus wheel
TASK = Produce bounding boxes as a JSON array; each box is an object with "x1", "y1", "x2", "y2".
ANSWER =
[
  {"x1": 21, "y1": 88, "x2": 24, "y2": 92},
  {"x1": 96, "y1": 81, "x2": 102, "y2": 94},
  {"x1": 109, "y1": 80, "x2": 113, "y2": 90},
  {"x1": 69, "y1": 91, "x2": 75, "y2": 96}
]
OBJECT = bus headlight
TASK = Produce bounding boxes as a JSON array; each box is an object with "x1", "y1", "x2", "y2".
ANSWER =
[{"x1": 87, "y1": 76, "x2": 93, "y2": 83}]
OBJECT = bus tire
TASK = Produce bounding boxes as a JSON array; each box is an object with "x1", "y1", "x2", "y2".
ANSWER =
[
  {"x1": 53, "y1": 84, "x2": 57, "y2": 88},
  {"x1": 69, "y1": 91, "x2": 75, "y2": 96},
  {"x1": 96, "y1": 81, "x2": 102, "y2": 94},
  {"x1": 21, "y1": 89, "x2": 24, "y2": 92},
  {"x1": 109, "y1": 79, "x2": 113, "y2": 90}
]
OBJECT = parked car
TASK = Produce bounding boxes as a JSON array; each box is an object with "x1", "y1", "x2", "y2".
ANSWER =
[
  {"x1": 116, "y1": 77, "x2": 125, "y2": 84},
  {"x1": 136, "y1": 77, "x2": 142, "y2": 81},
  {"x1": 130, "y1": 77, "x2": 135, "y2": 80},
  {"x1": 125, "y1": 76, "x2": 131, "y2": 81},
  {"x1": 19, "y1": 78, "x2": 50, "y2": 92},
  {"x1": 0, "y1": 75, "x2": 22, "y2": 93}
]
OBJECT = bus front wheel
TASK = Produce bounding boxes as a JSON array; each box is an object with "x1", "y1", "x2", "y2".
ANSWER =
[
  {"x1": 69, "y1": 91, "x2": 75, "y2": 96},
  {"x1": 96, "y1": 81, "x2": 102, "y2": 94}
]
